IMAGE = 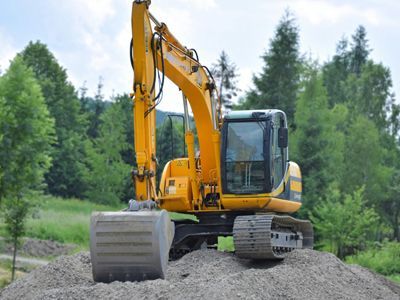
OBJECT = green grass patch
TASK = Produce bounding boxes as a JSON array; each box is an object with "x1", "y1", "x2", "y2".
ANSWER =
[
  {"x1": 346, "y1": 242, "x2": 400, "y2": 277},
  {"x1": 218, "y1": 236, "x2": 234, "y2": 252},
  {"x1": 0, "y1": 195, "x2": 123, "y2": 248},
  {"x1": 0, "y1": 259, "x2": 26, "y2": 288},
  {"x1": 169, "y1": 212, "x2": 198, "y2": 222},
  {"x1": 387, "y1": 274, "x2": 400, "y2": 284}
]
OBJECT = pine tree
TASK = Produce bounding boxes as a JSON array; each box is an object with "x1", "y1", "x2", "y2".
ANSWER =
[
  {"x1": 19, "y1": 41, "x2": 88, "y2": 198},
  {"x1": 211, "y1": 51, "x2": 240, "y2": 110},
  {"x1": 350, "y1": 25, "x2": 370, "y2": 76},
  {"x1": 324, "y1": 27, "x2": 396, "y2": 132},
  {"x1": 78, "y1": 81, "x2": 90, "y2": 113},
  {"x1": 87, "y1": 77, "x2": 107, "y2": 139},
  {"x1": 239, "y1": 11, "x2": 301, "y2": 125}
]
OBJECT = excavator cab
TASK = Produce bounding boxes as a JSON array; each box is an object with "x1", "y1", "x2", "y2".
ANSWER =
[{"x1": 221, "y1": 110, "x2": 288, "y2": 195}]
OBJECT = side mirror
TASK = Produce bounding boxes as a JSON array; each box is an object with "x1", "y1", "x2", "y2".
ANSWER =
[{"x1": 278, "y1": 127, "x2": 288, "y2": 148}]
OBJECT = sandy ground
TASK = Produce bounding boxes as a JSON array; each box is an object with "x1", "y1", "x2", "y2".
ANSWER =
[{"x1": 1, "y1": 249, "x2": 399, "y2": 300}]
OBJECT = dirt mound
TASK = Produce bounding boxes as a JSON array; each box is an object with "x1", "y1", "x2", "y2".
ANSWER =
[
  {"x1": 1, "y1": 249, "x2": 399, "y2": 300},
  {"x1": 2, "y1": 238, "x2": 76, "y2": 258}
]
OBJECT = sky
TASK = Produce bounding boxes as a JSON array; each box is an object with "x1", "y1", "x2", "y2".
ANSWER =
[{"x1": 0, "y1": 0, "x2": 399, "y2": 113}]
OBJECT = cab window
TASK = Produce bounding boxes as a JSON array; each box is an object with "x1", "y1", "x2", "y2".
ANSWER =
[{"x1": 271, "y1": 114, "x2": 287, "y2": 189}]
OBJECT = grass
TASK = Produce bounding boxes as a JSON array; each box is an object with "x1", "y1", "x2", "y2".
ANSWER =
[
  {"x1": 218, "y1": 236, "x2": 234, "y2": 251},
  {"x1": 0, "y1": 195, "x2": 123, "y2": 248},
  {"x1": 0, "y1": 196, "x2": 200, "y2": 250},
  {"x1": 387, "y1": 274, "x2": 400, "y2": 284},
  {"x1": 169, "y1": 212, "x2": 198, "y2": 222},
  {"x1": 0, "y1": 259, "x2": 26, "y2": 289},
  {"x1": 346, "y1": 242, "x2": 400, "y2": 285}
]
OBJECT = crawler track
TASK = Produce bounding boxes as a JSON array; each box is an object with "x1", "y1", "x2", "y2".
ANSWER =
[{"x1": 233, "y1": 214, "x2": 313, "y2": 259}]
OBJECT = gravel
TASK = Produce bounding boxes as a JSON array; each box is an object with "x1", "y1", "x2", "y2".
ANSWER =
[
  {"x1": 1, "y1": 249, "x2": 399, "y2": 300},
  {"x1": 1, "y1": 238, "x2": 76, "y2": 258}
]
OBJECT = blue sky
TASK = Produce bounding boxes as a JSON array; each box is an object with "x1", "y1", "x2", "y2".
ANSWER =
[{"x1": 1, "y1": 0, "x2": 399, "y2": 112}]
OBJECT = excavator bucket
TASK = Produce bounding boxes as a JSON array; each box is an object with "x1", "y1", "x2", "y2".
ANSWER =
[{"x1": 90, "y1": 209, "x2": 175, "y2": 282}]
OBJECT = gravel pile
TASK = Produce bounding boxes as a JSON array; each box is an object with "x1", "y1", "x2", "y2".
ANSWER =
[
  {"x1": 2, "y1": 238, "x2": 76, "y2": 258},
  {"x1": 1, "y1": 249, "x2": 399, "y2": 300}
]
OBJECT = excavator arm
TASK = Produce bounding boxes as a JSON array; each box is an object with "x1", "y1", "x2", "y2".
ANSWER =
[{"x1": 131, "y1": 0, "x2": 220, "y2": 203}]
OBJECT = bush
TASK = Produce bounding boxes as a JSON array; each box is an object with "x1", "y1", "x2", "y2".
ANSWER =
[
  {"x1": 310, "y1": 187, "x2": 379, "y2": 258},
  {"x1": 346, "y1": 242, "x2": 400, "y2": 276}
]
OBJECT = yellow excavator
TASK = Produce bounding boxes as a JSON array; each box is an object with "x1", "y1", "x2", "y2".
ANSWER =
[{"x1": 90, "y1": 0, "x2": 313, "y2": 283}]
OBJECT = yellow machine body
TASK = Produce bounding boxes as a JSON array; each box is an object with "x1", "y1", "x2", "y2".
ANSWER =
[{"x1": 130, "y1": 1, "x2": 303, "y2": 214}]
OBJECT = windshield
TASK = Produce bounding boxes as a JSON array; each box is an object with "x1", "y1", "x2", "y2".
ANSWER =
[{"x1": 224, "y1": 121, "x2": 267, "y2": 194}]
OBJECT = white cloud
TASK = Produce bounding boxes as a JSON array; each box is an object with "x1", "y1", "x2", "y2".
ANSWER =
[
  {"x1": 151, "y1": 5, "x2": 194, "y2": 39},
  {"x1": 0, "y1": 28, "x2": 17, "y2": 72},
  {"x1": 291, "y1": 1, "x2": 383, "y2": 26},
  {"x1": 3, "y1": 0, "x2": 398, "y2": 106},
  {"x1": 67, "y1": 0, "x2": 116, "y2": 29},
  {"x1": 177, "y1": 0, "x2": 217, "y2": 10}
]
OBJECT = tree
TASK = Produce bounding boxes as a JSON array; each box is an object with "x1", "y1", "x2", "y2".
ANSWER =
[
  {"x1": 322, "y1": 37, "x2": 351, "y2": 107},
  {"x1": 239, "y1": 11, "x2": 301, "y2": 125},
  {"x1": 291, "y1": 71, "x2": 344, "y2": 215},
  {"x1": 0, "y1": 56, "x2": 55, "y2": 199},
  {"x1": 0, "y1": 56, "x2": 54, "y2": 280},
  {"x1": 383, "y1": 168, "x2": 400, "y2": 241},
  {"x1": 340, "y1": 115, "x2": 392, "y2": 206},
  {"x1": 85, "y1": 99, "x2": 131, "y2": 206},
  {"x1": 322, "y1": 26, "x2": 371, "y2": 109},
  {"x1": 87, "y1": 77, "x2": 107, "y2": 139},
  {"x1": 349, "y1": 25, "x2": 370, "y2": 76},
  {"x1": 3, "y1": 197, "x2": 30, "y2": 281},
  {"x1": 344, "y1": 61, "x2": 394, "y2": 131},
  {"x1": 156, "y1": 117, "x2": 185, "y2": 180},
  {"x1": 19, "y1": 41, "x2": 88, "y2": 198},
  {"x1": 388, "y1": 96, "x2": 400, "y2": 141},
  {"x1": 310, "y1": 187, "x2": 379, "y2": 258},
  {"x1": 0, "y1": 96, "x2": 4, "y2": 184},
  {"x1": 211, "y1": 51, "x2": 240, "y2": 110}
]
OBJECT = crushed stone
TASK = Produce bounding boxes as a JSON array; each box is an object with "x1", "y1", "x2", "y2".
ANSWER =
[{"x1": 1, "y1": 249, "x2": 399, "y2": 300}]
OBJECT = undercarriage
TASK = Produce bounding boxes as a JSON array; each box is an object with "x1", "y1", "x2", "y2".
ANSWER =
[
  {"x1": 90, "y1": 210, "x2": 313, "y2": 283},
  {"x1": 170, "y1": 212, "x2": 313, "y2": 260}
]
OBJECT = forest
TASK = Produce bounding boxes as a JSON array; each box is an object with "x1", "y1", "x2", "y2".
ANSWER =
[{"x1": 0, "y1": 12, "x2": 399, "y2": 280}]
